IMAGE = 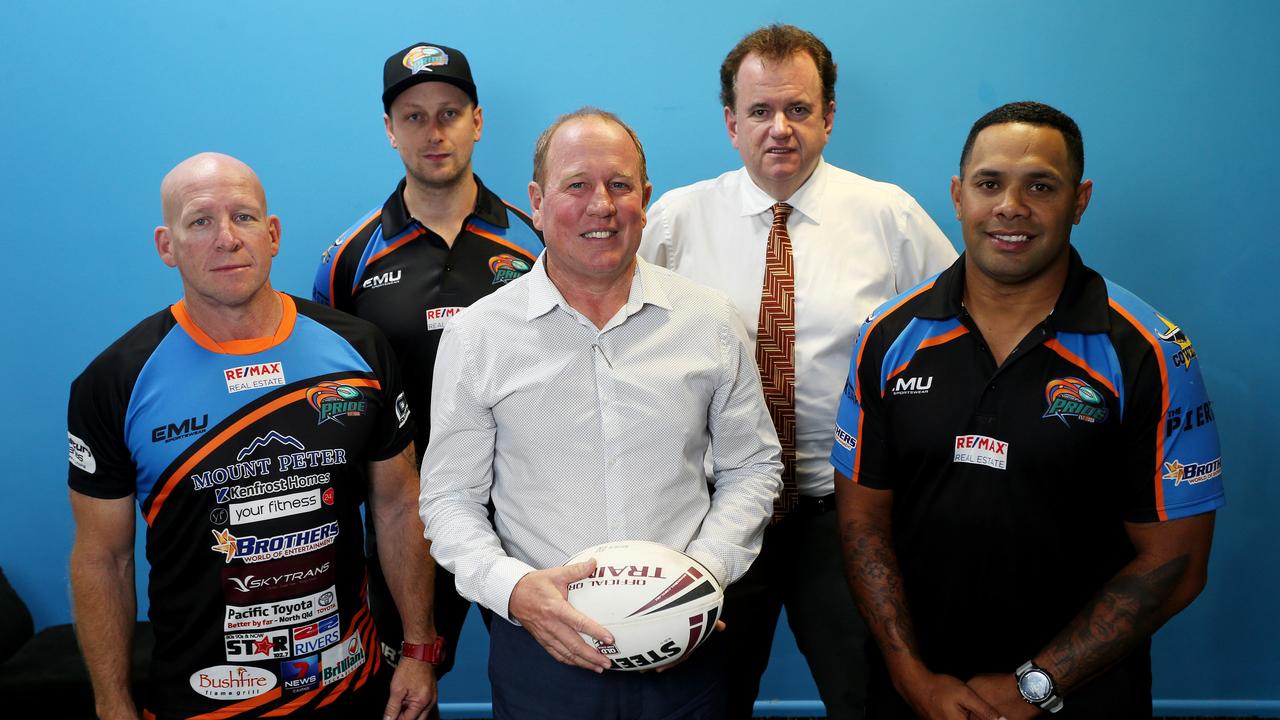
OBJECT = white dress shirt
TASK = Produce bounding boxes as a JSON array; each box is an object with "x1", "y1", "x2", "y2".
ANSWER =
[
  {"x1": 640, "y1": 160, "x2": 957, "y2": 497},
  {"x1": 420, "y1": 255, "x2": 782, "y2": 621}
]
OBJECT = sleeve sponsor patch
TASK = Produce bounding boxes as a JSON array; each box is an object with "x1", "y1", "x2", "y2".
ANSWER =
[
  {"x1": 68, "y1": 432, "x2": 96, "y2": 474},
  {"x1": 395, "y1": 392, "x2": 411, "y2": 428},
  {"x1": 834, "y1": 424, "x2": 857, "y2": 451}
]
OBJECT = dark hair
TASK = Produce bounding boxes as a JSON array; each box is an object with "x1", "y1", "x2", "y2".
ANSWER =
[
  {"x1": 719, "y1": 24, "x2": 837, "y2": 111},
  {"x1": 531, "y1": 107, "x2": 648, "y2": 188},
  {"x1": 959, "y1": 101, "x2": 1085, "y2": 183}
]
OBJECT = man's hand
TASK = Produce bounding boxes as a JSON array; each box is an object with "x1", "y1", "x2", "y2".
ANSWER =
[
  {"x1": 382, "y1": 655, "x2": 437, "y2": 720},
  {"x1": 896, "y1": 669, "x2": 1006, "y2": 720},
  {"x1": 508, "y1": 560, "x2": 613, "y2": 672},
  {"x1": 967, "y1": 673, "x2": 1039, "y2": 719}
]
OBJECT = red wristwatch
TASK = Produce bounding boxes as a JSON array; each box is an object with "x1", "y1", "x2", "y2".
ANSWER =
[{"x1": 401, "y1": 637, "x2": 446, "y2": 665}]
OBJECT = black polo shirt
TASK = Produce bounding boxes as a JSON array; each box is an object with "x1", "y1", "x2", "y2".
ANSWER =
[
  {"x1": 830, "y1": 248, "x2": 1223, "y2": 692},
  {"x1": 314, "y1": 175, "x2": 542, "y2": 452}
]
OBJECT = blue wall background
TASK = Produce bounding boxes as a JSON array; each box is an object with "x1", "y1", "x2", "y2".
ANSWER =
[{"x1": 3, "y1": 0, "x2": 1276, "y2": 714}]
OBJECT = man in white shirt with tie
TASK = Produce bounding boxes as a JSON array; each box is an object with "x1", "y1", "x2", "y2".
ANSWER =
[
  {"x1": 638, "y1": 24, "x2": 957, "y2": 719},
  {"x1": 421, "y1": 108, "x2": 782, "y2": 718}
]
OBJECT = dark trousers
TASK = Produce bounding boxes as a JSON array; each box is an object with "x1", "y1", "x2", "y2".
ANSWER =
[
  {"x1": 367, "y1": 524, "x2": 473, "y2": 720},
  {"x1": 720, "y1": 501, "x2": 868, "y2": 719},
  {"x1": 488, "y1": 616, "x2": 726, "y2": 719}
]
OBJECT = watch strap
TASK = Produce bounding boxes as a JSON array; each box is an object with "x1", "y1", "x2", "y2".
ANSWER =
[
  {"x1": 401, "y1": 637, "x2": 446, "y2": 665},
  {"x1": 1015, "y1": 660, "x2": 1063, "y2": 714}
]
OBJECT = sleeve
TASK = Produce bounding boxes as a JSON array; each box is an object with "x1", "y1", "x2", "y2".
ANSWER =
[
  {"x1": 892, "y1": 193, "x2": 958, "y2": 292},
  {"x1": 688, "y1": 301, "x2": 783, "y2": 586},
  {"x1": 313, "y1": 228, "x2": 360, "y2": 309},
  {"x1": 418, "y1": 322, "x2": 535, "y2": 620},
  {"x1": 1121, "y1": 324, "x2": 1224, "y2": 523},
  {"x1": 67, "y1": 362, "x2": 137, "y2": 500},
  {"x1": 364, "y1": 326, "x2": 415, "y2": 461},
  {"x1": 637, "y1": 193, "x2": 672, "y2": 268},
  {"x1": 830, "y1": 315, "x2": 893, "y2": 488}
]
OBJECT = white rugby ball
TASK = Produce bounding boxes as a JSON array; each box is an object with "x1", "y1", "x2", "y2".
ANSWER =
[{"x1": 565, "y1": 540, "x2": 723, "y2": 671}]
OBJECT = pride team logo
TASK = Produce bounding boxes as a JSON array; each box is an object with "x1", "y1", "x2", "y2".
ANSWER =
[
  {"x1": 1042, "y1": 377, "x2": 1109, "y2": 426},
  {"x1": 402, "y1": 45, "x2": 448, "y2": 74},
  {"x1": 306, "y1": 382, "x2": 367, "y2": 425},
  {"x1": 489, "y1": 254, "x2": 531, "y2": 285}
]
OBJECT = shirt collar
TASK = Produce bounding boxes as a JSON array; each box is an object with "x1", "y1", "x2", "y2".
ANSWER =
[
  {"x1": 525, "y1": 253, "x2": 673, "y2": 323},
  {"x1": 736, "y1": 158, "x2": 827, "y2": 225},
  {"x1": 914, "y1": 246, "x2": 1111, "y2": 333},
  {"x1": 380, "y1": 173, "x2": 509, "y2": 238}
]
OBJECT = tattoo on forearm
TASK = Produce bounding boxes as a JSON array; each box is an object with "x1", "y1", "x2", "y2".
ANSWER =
[
  {"x1": 1045, "y1": 553, "x2": 1190, "y2": 690},
  {"x1": 841, "y1": 517, "x2": 920, "y2": 660}
]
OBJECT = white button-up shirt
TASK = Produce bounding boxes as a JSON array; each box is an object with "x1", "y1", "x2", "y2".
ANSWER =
[
  {"x1": 420, "y1": 255, "x2": 782, "y2": 620},
  {"x1": 641, "y1": 160, "x2": 957, "y2": 496}
]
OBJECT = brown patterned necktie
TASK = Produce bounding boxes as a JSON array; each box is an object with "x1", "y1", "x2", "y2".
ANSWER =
[{"x1": 756, "y1": 202, "x2": 798, "y2": 520}]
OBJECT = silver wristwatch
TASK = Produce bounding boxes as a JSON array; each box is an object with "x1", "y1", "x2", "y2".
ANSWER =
[{"x1": 1015, "y1": 660, "x2": 1064, "y2": 713}]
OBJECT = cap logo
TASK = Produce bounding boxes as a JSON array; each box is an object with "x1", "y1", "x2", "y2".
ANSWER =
[{"x1": 403, "y1": 46, "x2": 448, "y2": 74}]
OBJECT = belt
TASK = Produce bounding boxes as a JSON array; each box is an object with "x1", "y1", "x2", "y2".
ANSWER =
[{"x1": 795, "y1": 492, "x2": 837, "y2": 515}]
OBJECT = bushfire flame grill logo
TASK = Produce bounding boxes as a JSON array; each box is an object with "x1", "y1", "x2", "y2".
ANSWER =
[
  {"x1": 306, "y1": 382, "x2": 367, "y2": 425},
  {"x1": 1042, "y1": 377, "x2": 1109, "y2": 426}
]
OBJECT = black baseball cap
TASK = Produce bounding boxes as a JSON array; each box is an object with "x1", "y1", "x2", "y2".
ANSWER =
[{"x1": 382, "y1": 42, "x2": 478, "y2": 113}]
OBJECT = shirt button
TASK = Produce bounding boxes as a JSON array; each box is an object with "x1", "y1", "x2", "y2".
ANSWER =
[{"x1": 444, "y1": 264, "x2": 453, "y2": 272}]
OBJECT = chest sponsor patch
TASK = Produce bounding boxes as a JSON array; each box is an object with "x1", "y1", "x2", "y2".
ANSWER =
[
  {"x1": 321, "y1": 633, "x2": 367, "y2": 685},
  {"x1": 222, "y1": 547, "x2": 334, "y2": 602},
  {"x1": 225, "y1": 361, "x2": 285, "y2": 394},
  {"x1": 280, "y1": 654, "x2": 320, "y2": 696},
  {"x1": 225, "y1": 629, "x2": 291, "y2": 660},
  {"x1": 229, "y1": 489, "x2": 326, "y2": 526},
  {"x1": 891, "y1": 376, "x2": 933, "y2": 395},
  {"x1": 292, "y1": 613, "x2": 341, "y2": 655},
  {"x1": 953, "y1": 434, "x2": 1009, "y2": 470},
  {"x1": 189, "y1": 664, "x2": 276, "y2": 700},
  {"x1": 224, "y1": 585, "x2": 338, "y2": 631},
  {"x1": 426, "y1": 306, "x2": 464, "y2": 331},
  {"x1": 361, "y1": 269, "x2": 402, "y2": 290},
  {"x1": 210, "y1": 521, "x2": 339, "y2": 564},
  {"x1": 68, "y1": 432, "x2": 96, "y2": 473}
]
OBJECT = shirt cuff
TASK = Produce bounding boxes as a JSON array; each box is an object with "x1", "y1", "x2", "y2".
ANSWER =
[
  {"x1": 482, "y1": 556, "x2": 538, "y2": 623},
  {"x1": 684, "y1": 546, "x2": 729, "y2": 589}
]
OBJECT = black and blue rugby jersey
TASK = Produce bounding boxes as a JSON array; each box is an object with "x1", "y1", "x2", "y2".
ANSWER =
[
  {"x1": 68, "y1": 294, "x2": 413, "y2": 718},
  {"x1": 313, "y1": 175, "x2": 542, "y2": 454},
  {"x1": 830, "y1": 249, "x2": 1224, "y2": 703}
]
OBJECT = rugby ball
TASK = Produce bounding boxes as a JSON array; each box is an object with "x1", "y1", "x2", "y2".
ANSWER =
[{"x1": 565, "y1": 540, "x2": 723, "y2": 671}]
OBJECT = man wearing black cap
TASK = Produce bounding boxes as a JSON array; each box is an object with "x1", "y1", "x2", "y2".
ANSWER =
[{"x1": 314, "y1": 42, "x2": 542, "y2": 695}]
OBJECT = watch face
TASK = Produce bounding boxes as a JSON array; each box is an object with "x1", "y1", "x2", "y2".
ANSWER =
[{"x1": 1019, "y1": 669, "x2": 1053, "y2": 702}]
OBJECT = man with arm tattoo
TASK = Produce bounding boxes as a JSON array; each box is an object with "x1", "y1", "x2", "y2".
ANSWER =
[{"x1": 830, "y1": 102, "x2": 1223, "y2": 719}]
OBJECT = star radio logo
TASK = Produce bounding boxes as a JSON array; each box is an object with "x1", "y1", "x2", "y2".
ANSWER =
[
  {"x1": 306, "y1": 382, "x2": 367, "y2": 425},
  {"x1": 1042, "y1": 377, "x2": 1109, "y2": 426}
]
